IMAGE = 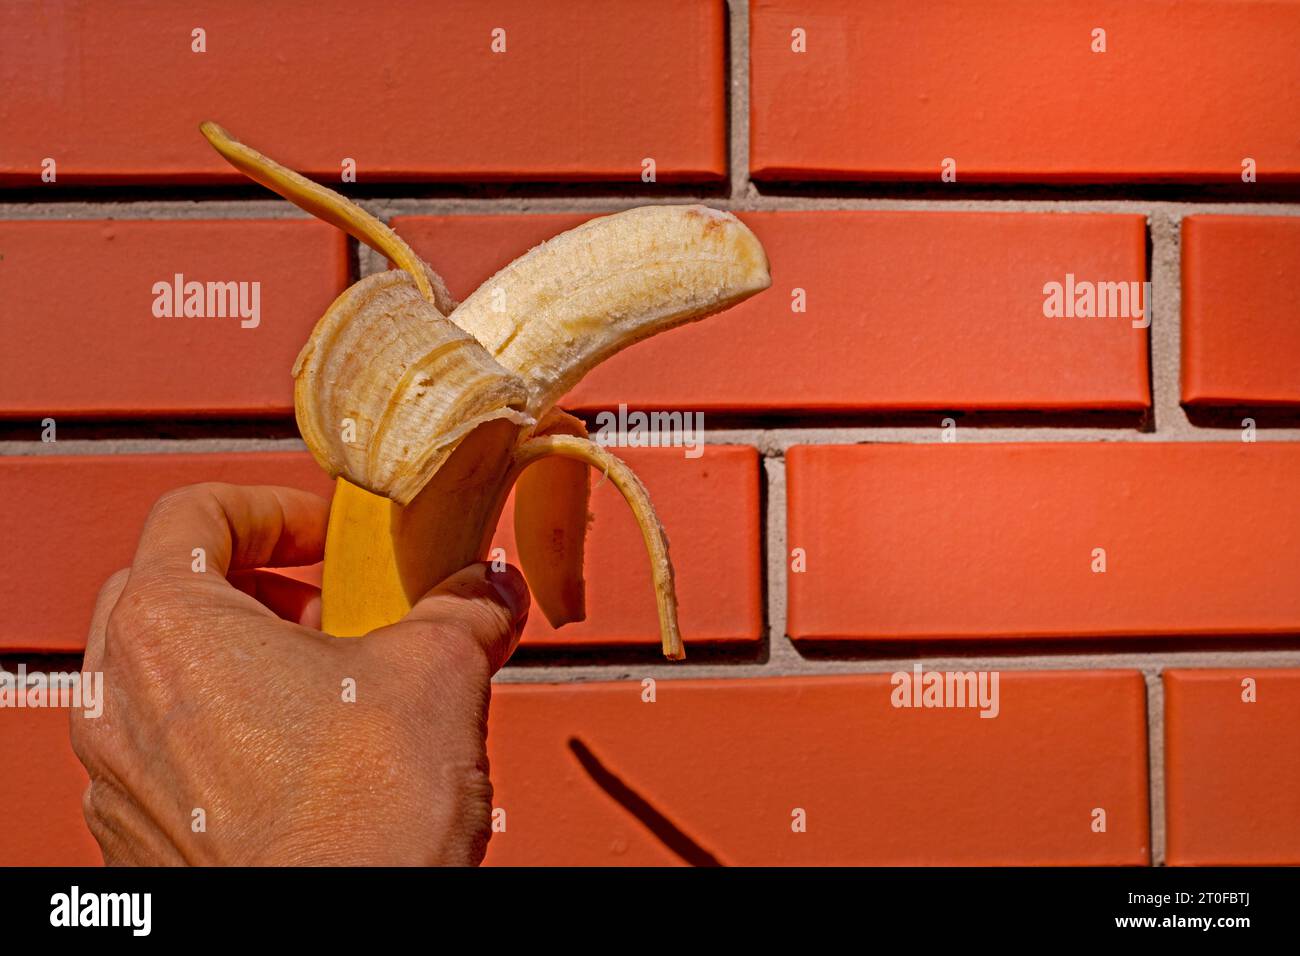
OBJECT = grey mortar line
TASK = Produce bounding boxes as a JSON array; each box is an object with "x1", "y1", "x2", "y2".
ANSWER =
[
  {"x1": 729, "y1": 0, "x2": 755, "y2": 202},
  {"x1": 484, "y1": 647, "x2": 1299, "y2": 683},
  {"x1": 1145, "y1": 671, "x2": 1167, "y2": 866},
  {"x1": 6, "y1": 425, "x2": 1300, "y2": 457},
  {"x1": 4, "y1": 198, "x2": 1299, "y2": 220}
]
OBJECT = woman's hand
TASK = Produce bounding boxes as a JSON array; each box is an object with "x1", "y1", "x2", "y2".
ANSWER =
[{"x1": 70, "y1": 482, "x2": 529, "y2": 866}]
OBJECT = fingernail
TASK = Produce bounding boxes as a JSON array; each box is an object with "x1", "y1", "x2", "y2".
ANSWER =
[{"x1": 485, "y1": 564, "x2": 530, "y2": 626}]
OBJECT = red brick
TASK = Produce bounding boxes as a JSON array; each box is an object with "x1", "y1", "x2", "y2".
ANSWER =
[
  {"x1": 0, "y1": 220, "x2": 348, "y2": 418},
  {"x1": 0, "y1": 453, "x2": 333, "y2": 653},
  {"x1": 786, "y1": 443, "x2": 1300, "y2": 642},
  {"x1": 0, "y1": 705, "x2": 100, "y2": 865},
  {"x1": 483, "y1": 671, "x2": 1150, "y2": 865},
  {"x1": 394, "y1": 210, "x2": 1151, "y2": 412},
  {"x1": 751, "y1": 0, "x2": 1300, "y2": 183},
  {"x1": 1165, "y1": 668, "x2": 1300, "y2": 865},
  {"x1": 0, "y1": 447, "x2": 759, "y2": 654},
  {"x1": 497, "y1": 445, "x2": 763, "y2": 650},
  {"x1": 1182, "y1": 216, "x2": 1300, "y2": 407},
  {"x1": 0, "y1": 1, "x2": 725, "y2": 185}
]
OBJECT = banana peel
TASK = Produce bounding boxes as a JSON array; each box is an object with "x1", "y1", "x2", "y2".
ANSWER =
[{"x1": 200, "y1": 122, "x2": 771, "y2": 660}]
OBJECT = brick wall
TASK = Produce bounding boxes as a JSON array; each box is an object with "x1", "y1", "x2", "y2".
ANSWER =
[{"x1": 1, "y1": 0, "x2": 1298, "y2": 866}]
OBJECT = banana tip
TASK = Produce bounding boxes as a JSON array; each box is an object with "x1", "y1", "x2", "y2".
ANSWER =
[{"x1": 198, "y1": 120, "x2": 228, "y2": 145}]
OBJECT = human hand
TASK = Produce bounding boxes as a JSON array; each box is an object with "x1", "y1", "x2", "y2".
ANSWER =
[{"x1": 70, "y1": 482, "x2": 529, "y2": 866}]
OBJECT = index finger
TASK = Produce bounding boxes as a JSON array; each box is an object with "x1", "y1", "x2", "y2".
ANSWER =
[{"x1": 128, "y1": 483, "x2": 331, "y2": 586}]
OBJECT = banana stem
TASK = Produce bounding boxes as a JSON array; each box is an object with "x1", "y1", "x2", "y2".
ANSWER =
[
  {"x1": 508, "y1": 435, "x2": 684, "y2": 661},
  {"x1": 199, "y1": 121, "x2": 441, "y2": 307}
]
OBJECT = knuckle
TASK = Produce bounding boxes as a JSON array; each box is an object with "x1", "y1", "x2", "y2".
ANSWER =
[
  {"x1": 98, "y1": 568, "x2": 131, "y2": 601},
  {"x1": 152, "y1": 481, "x2": 221, "y2": 510},
  {"x1": 81, "y1": 781, "x2": 100, "y2": 821},
  {"x1": 104, "y1": 586, "x2": 146, "y2": 642},
  {"x1": 147, "y1": 482, "x2": 228, "y2": 528},
  {"x1": 68, "y1": 708, "x2": 96, "y2": 765},
  {"x1": 81, "y1": 780, "x2": 111, "y2": 833},
  {"x1": 102, "y1": 582, "x2": 183, "y2": 677},
  {"x1": 147, "y1": 484, "x2": 197, "y2": 520},
  {"x1": 465, "y1": 597, "x2": 514, "y2": 640},
  {"x1": 69, "y1": 694, "x2": 118, "y2": 776},
  {"x1": 107, "y1": 578, "x2": 176, "y2": 635},
  {"x1": 427, "y1": 599, "x2": 514, "y2": 669},
  {"x1": 430, "y1": 623, "x2": 495, "y2": 685},
  {"x1": 371, "y1": 617, "x2": 491, "y2": 686},
  {"x1": 80, "y1": 782, "x2": 123, "y2": 860},
  {"x1": 102, "y1": 597, "x2": 134, "y2": 648}
]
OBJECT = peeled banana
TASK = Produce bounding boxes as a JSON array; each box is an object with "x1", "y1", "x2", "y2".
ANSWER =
[{"x1": 200, "y1": 122, "x2": 770, "y2": 659}]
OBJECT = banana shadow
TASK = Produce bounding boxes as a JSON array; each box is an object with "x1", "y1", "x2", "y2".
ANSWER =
[{"x1": 567, "y1": 737, "x2": 726, "y2": 867}]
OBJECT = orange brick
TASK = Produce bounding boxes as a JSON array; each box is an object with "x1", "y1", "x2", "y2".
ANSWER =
[
  {"x1": 0, "y1": 453, "x2": 333, "y2": 653},
  {"x1": 0, "y1": 447, "x2": 757, "y2": 653},
  {"x1": 1165, "y1": 669, "x2": 1300, "y2": 865},
  {"x1": 483, "y1": 671, "x2": 1150, "y2": 865},
  {"x1": 393, "y1": 213, "x2": 592, "y2": 298},
  {"x1": 0, "y1": 1, "x2": 725, "y2": 184},
  {"x1": 394, "y1": 210, "x2": 1150, "y2": 412},
  {"x1": 0, "y1": 706, "x2": 100, "y2": 865},
  {"x1": 0, "y1": 220, "x2": 348, "y2": 418},
  {"x1": 1182, "y1": 216, "x2": 1300, "y2": 406},
  {"x1": 751, "y1": 0, "x2": 1300, "y2": 182},
  {"x1": 497, "y1": 445, "x2": 763, "y2": 649},
  {"x1": 786, "y1": 443, "x2": 1300, "y2": 642}
]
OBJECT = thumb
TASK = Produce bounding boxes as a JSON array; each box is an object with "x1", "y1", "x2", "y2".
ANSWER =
[{"x1": 377, "y1": 562, "x2": 530, "y2": 674}]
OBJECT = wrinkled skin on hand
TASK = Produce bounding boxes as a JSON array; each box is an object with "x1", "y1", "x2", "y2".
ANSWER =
[{"x1": 69, "y1": 483, "x2": 529, "y2": 866}]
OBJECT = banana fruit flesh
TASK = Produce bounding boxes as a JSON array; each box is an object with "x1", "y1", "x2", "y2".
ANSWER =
[
  {"x1": 450, "y1": 204, "x2": 771, "y2": 417},
  {"x1": 200, "y1": 122, "x2": 771, "y2": 659}
]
